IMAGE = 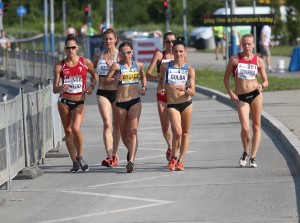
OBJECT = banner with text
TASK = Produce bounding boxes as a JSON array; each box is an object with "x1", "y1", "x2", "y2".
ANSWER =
[{"x1": 202, "y1": 14, "x2": 275, "y2": 26}]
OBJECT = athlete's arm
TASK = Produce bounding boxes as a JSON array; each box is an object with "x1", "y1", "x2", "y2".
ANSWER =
[
  {"x1": 84, "y1": 58, "x2": 98, "y2": 95},
  {"x1": 146, "y1": 50, "x2": 162, "y2": 80},
  {"x1": 257, "y1": 56, "x2": 268, "y2": 90},
  {"x1": 53, "y1": 63, "x2": 68, "y2": 94},
  {"x1": 223, "y1": 56, "x2": 238, "y2": 101},
  {"x1": 157, "y1": 63, "x2": 167, "y2": 95},
  {"x1": 138, "y1": 62, "x2": 147, "y2": 96},
  {"x1": 103, "y1": 62, "x2": 119, "y2": 85}
]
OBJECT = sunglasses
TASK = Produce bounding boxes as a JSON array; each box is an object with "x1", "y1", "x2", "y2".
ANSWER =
[
  {"x1": 165, "y1": 40, "x2": 175, "y2": 44},
  {"x1": 119, "y1": 50, "x2": 133, "y2": 56},
  {"x1": 65, "y1": 46, "x2": 77, "y2": 50}
]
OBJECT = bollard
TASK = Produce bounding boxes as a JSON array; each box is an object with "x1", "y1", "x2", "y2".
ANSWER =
[
  {"x1": 276, "y1": 59, "x2": 285, "y2": 73},
  {"x1": 2, "y1": 93, "x2": 7, "y2": 101}
]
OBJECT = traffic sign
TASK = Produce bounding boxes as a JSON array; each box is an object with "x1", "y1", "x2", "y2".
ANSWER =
[
  {"x1": 17, "y1": 5, "x2": 27, "y2": 17},
  {"x1": 0, "y1": 3, "x2": 3, "y2": 16}
]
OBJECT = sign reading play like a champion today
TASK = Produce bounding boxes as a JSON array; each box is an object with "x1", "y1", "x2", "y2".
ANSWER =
[{"x1": 17, "y1": 5, "x2": 27, "y2": 17}]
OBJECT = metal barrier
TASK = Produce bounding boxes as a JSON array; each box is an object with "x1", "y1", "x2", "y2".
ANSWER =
[
  {"x1": 0, "y1": 85, "x2": 63, "y2": 190},
  {"x1": 3, "y1": 49, "x2": 60, "y2": 85}
]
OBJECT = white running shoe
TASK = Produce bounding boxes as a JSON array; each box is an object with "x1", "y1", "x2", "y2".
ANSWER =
[
  {"x1": 239, "y1": 152, "x2": 248, "y2": 167},
  {"x1": 249, "y1": 158, "x2": 257, "y2": 168}
]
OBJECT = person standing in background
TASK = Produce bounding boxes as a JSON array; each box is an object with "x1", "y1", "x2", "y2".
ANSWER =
[
  {"x1": 66, "y1": 25, "x2": 78, "y2": 37},
  {"x1": 212, "y1": 26, "x2": 226, "y2": 60},
  {"x1": 260, "y1": 25, "x2": 274, "y2": 73},
  {"x1": 146, "y1": 32, "x2": 176, "y2": 162},
  {"x1": 99, "y1": 18, "x2": 107, "y2": 35},
  {"x1": 93, "y1": 28, "x2": 120, "y2": 168}
]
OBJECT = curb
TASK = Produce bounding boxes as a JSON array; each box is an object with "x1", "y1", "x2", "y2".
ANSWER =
[{"x1": 196, "y1": 85, "x2": 300, "y2": 166}]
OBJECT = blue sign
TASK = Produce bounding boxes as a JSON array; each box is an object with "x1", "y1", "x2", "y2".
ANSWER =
[
  {"x1": 17, "y1": 5, "x2": 27, "y2": 17},
  {"x1": 0, "y1": 3, "x2": 3, "y2": 16}
]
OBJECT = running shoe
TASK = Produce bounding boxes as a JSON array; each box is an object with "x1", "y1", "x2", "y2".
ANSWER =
[
  {"x1": 167, "y1": 157, "x2": 177, "y2": 171},
  {"x1": 102, "y1": 157, "x2": 113, "y2": 167},
  {"x1": 239, "y1": 152, "x2": 248, "y2": 167},
  {"x1": 166, "y1": 148, "x2": 172, "y2": 161},
  {"x1": 249, "y1": 158, "x2": 257, "y2": 168},
  {"x1": 77, "y1": 157, "x2": 89, "y2": 172},
  {"x1": 175, "y1": 161, "x2": 184, "y2": 171},
  {"x1": 126, "y1": 161, "x2": 134, "y2": 173},
  {"x1": 70, "y1": 162, "x2": 80, "y2": 173},
  {"x1": 112, "y1": 155, "x2": 119, "y2": 167}
]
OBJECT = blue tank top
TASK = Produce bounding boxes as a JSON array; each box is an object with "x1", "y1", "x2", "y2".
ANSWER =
[
  {"x1": 115, "y1": 61, "x2": 140, "y2": 85},
  {"x1": 164, "y1": 62, "x2": 189, "y2": 85}
]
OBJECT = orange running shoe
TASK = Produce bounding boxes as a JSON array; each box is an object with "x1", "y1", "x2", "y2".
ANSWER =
[
  {"x1": 112, "y1": 155, "x2": 119, "y2": 167},
  {"x1": 102, "y1": 157, "x2": 112, "y2": 167},
  {"x1": 175, "y1": 161, "x2": 184, "y2": 171},
  {"x1": 166, "y1": 148, "x2": 172, "y2": 161},
  {"x1": 167, "y1": 157, "x2": 177, "y2": 171}
]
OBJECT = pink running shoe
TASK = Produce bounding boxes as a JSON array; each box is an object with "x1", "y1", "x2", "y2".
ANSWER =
[
  {"x1": 102, "y1": 157, "x2": 112, "y2": 167},
  {"x1": 167, "y1": 157, "x2": 177, "y2": 171},
  {"x1": 112, "y1": 155, "x2": 119, "y2": 167},
  {"x1": 166, "y1": 148, "x2": 172, "y2": 161},
  {"x1": 175, "y1": 161, "x2": 184, "y2": 171}
]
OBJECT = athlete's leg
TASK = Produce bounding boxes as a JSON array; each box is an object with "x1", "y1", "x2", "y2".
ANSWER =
[
  {"x1": 237, "y1": 101, "x2": 251, "y2": 154},
  {"x1": 249, "y1": 94, "x2": 263, "y2": 158},
  {"x1": 127, "y1": 102, "x2": 142, "y2": 162},
  {"x1": 178, "y1": 104, "x2": 193, "y2": 162},
  {"x1": 97, "y1": 95, "x2": 114, "y2": 157},
  {"x1": 157, "y1": 100, "x2": 172, "y2": 148},
  {"x1": 58, "y1": 102, "x2": 77, "y2": 162},
  {"x1": 168, "y1": 108, "x2": 182, "y2": 158},
  {"x1": 71, "y1": 104, "x2": 85, "y2": 159},
  {"x1": 112, "y1": 101, "x2": 121, "y2": 156}
]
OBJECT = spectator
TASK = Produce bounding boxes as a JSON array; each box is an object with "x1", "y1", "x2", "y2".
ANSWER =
[
  {"x1": 0, "y1": 30, "x2": 11, "y2": 50},
  {"x1": 212, "y1": 26, "x2": 226, "y2": 60},
  {"x1": 99, "y1": 18, "x2": 107, "y2": 34},
  {"x1": 80, "y1": 20, "x2": 89, "y2": 36},
  {"x1": 87, "y1": 22, "x2": 95, "y2": 36},
  {"x1": 66, "y1": 24, "x2": 78, "y2": 37},
  {"x1": 260, "y1": 25, "x2": 274, "y2": 73}
]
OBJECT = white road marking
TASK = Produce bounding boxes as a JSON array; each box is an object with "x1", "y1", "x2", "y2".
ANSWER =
[{"x1": 37, "y1": 191, "x2": 173, "y2": 223}]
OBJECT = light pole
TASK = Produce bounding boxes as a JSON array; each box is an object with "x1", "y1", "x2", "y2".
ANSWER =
[{"x1": 182, "y1": 0, "x2": 187, "y2": 45}]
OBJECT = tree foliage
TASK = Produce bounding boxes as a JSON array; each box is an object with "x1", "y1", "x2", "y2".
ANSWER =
[{"x1": 1, "y1": 0, "x2": 299, "y2": 45}]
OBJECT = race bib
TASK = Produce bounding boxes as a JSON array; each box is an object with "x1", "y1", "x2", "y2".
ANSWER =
[
  {"x1": 237, "y1": 63, "x2": 257, "y2": 80},
  {"x1": 64, "y1": 76, "x2": 83, "y2": 93},
  {"x1": 97, "y1": 60, "x2": 110, "y2": 76},
  {"x1": 120, "y1": 68, "x2": 139, "y2": 85},
  {"x1": 167, "y1": 68, "x2": 188, "y2": 85}
]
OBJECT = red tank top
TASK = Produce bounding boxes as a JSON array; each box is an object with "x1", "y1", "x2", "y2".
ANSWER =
[
  {"x1": 232, "y1": 53, "x2": 259, "y2": 80},
  {"x1": 156, "y1": 51, "x2": 173, "y2": 73},
  {"x1": 60, "y1": 57, "x2": 88, "y2": 95}
]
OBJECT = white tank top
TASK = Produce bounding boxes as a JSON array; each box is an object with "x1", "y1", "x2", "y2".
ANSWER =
[{"x1": 96, "y1": 50, "x2": 118, "y2": 76}]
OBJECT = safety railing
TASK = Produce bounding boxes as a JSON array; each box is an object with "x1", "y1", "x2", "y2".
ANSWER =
[{"x1": 0, "y1": 84, "x2": 64, "y2": 190}]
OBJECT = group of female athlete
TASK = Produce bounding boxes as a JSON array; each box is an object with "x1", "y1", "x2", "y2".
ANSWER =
[{"x1": 53, "y1": 29, "x2": 267, "y2": 173}]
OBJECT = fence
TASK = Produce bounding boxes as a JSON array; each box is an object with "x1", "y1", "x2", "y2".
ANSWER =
[{"x1": 0, "y1": 47, "x2": 64, "y2": 190}]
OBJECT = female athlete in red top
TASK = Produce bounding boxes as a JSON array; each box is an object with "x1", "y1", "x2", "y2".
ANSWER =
[
  {"x1": 53, "y1": 34, "x2": 98, "y2": 173},
  {"x1": 224, "y1": 34, "x2": 268, "y2": 168}
]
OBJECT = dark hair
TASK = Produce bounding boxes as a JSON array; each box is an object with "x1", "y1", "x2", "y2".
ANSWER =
[
  {"x1": 163, "y1": 31, "x2": 175, "y2": 41},
  {"x1": 65, "y1": 34, "x2": 77, "y2": 45},
  {"x1": 103, "y1": 28, "x2": 119, "y2": 46},
  {"x1": 173, "y1": 36, "x2": 185, "y2": 47},
  {"x1": 118, "y1": 41, "x2": 133, "y2": 51}
]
